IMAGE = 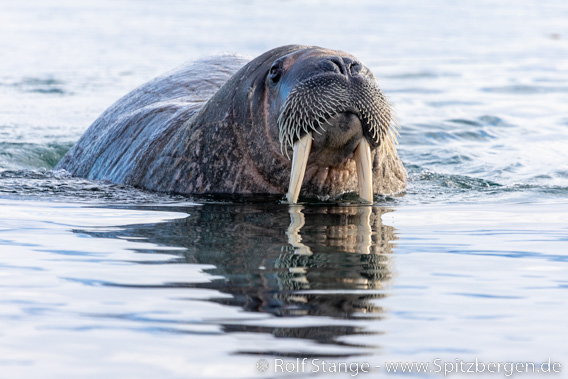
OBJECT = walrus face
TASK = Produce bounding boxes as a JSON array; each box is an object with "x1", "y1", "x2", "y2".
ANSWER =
[{"x1": 263, "y1": 47, "x2": 398, "y2": 203}]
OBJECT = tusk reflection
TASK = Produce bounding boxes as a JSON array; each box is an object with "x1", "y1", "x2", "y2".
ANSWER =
[
  {"x1": 356, "y1": 205, "x2": 372, "y2": 255},
  {"x1": 287, "y1": 205, "x2": 374, "y2": 256},
  {"x1": 286, "y1": 205, "x2": 313, "y2": 256},
  {"x1": 285, "y1": 205, "x2": 391, "y2": 290}
]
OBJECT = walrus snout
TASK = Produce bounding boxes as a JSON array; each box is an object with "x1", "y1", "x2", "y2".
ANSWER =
[
  {"x1": 277, "y1": 49, "x2": 400, "y2": 204},
  {"x1": 277, "y1": 65, "x2": 391, "y2": 155},
  {"x1": 310, "y1": 112, "x2": 363, "y2": 166}
]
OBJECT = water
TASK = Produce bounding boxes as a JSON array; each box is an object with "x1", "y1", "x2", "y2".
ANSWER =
[{"x1": 1, "y1": 0, "x2": 567, "y2": 378}]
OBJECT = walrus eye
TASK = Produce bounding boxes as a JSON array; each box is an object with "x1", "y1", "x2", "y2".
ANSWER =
[{"x1": 269, "y1": 63, "x2": 282, "y2": 84}]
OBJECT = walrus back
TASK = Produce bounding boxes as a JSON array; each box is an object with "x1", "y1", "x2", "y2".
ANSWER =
[{"x1": 56, "y1": 55, "x2": 250, "y2": 183}]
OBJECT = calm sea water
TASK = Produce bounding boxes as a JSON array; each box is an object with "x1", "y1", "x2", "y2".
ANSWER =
[{"x1": 1, "y1": 0, "x2": 567, "y2": 378}]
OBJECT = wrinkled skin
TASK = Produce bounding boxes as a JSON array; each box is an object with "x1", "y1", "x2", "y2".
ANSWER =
[{"x1": 56, "y1": 45, "x2": 406, "y2": 199}]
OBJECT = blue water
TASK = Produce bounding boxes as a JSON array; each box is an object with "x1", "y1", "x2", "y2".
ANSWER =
[{"x1": 1, "y1": 1, "x2": 567, "y2": 378}]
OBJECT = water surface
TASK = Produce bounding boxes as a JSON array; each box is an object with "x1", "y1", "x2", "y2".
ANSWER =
[{"x1": 1, "y1": 0, "x2": 567, "y2": 377}]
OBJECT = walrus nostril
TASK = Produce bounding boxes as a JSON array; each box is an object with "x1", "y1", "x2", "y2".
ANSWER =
[
  {"x1": 349, "y1": 61, "x2": 362, "y2": 75},
  {"x1": 341, "y1": 57, "x2": 363, "y2": 76},
  {"x1": 319, "y1": 56, "x2": 346, "y2": 75},
  {"x1": 320, "y1": 56, "x2": 362, "y2": 77},
  {"x1": 330, "y1": 57, "x2": 345, "y2": 75}
]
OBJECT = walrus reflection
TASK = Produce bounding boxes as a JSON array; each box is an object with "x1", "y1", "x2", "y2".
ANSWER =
[{"x1": 75, "y1": 204, "x2": 398, "y2": 350}]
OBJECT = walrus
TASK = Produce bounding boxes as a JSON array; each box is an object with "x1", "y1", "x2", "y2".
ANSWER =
[{"x1": 56, "y1": 45, "x2": 406, "y2": 203}]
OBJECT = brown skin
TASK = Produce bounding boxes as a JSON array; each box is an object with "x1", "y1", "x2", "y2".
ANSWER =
[{"x1": 56, "y1": 45, "x2": 406, "y2": 199}]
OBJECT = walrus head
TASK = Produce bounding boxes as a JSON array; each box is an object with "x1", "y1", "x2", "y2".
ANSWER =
[
  {"x1": 171, "y1": 45, "x2": 406, "y2": 201},
  {"x1": 270, "y1": 48, "x2": 399, "y2": 203},
  {"x1": 234, "y1": 45, "x2": 401, "y2": 203}
]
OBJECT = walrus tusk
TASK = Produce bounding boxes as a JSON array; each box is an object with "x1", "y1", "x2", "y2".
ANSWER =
[
  {"x1": 354, "y1": 138, "x2": 373, "y2": 203},
  {"x1": 286, "y1": 132, "x2": 312, "y2": 204}
]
